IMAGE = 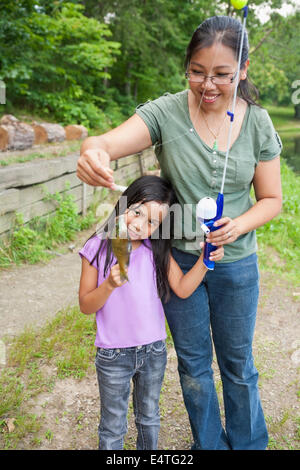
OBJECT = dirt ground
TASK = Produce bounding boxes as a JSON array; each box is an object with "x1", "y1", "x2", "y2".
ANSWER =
[{"x1": 0, "y1": 229, "x2": 299, "y2": 450}]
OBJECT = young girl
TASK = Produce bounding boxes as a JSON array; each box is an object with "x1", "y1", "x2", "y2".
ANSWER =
[{"x1": 79, "y1": 175, "x2": 224, "y2": 450}]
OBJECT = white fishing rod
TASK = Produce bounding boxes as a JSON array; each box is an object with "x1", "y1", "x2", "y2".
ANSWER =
[{"x1": 196, "y1": 1, "x2": 249, "y2": 269}]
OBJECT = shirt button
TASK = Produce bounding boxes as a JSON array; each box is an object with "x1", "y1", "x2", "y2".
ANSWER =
[
  {"x1": 213, "y1": 159, "x2": 217, "y2": 163},
  {"x1": 213, "y1": 170, "x2": 217, "y2": 175},
  {"x1": 213, "y1": 151, "x2": 217, "y2": 155}
]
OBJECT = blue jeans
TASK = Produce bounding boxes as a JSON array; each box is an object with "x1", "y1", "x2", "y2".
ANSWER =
[
  {"x1": 163, "y1": 249, "x2": 268, "y2": 450},
  {"x1": 95, "y1": 340, "x2": 167, "y2": 450}
]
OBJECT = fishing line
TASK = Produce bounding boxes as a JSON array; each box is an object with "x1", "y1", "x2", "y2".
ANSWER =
[
  {"x1": 220, "y1": 7, "x2": 248, "y2": 193},
  {"x1": 196, "y1": 4, "x2": 249, "y2": 269},
  {"x1": 112, "y1": 6, "x2": 249, "y2": 271},
  {"x1": 152, "y1": 25, "x2": 229, "y2": 150}
]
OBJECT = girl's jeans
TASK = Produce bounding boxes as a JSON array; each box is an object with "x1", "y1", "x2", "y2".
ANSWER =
[
  {"x1": 95, "y1": 340, "x2": 167, "y2": 450},
  {"x1": 163, "y1": 249, "x2": 268, "y2": 450}
]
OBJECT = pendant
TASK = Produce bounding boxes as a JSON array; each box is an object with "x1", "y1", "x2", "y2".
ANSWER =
[{"x1": 212, "y1": 140, "x2": 218, "y2": 151}]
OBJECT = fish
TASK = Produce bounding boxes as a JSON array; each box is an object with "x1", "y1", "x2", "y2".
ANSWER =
[{"x1": 111, "y1": 215, "x2": 132, "y2": 281}]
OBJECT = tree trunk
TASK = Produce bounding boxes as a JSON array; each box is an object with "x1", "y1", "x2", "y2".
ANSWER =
[
  {"x1": 0, "y1": 125, "x2": 13, "y2": 151},
  {"x1": 33, "y1": 123, "x2": 66, "y2": 143},
  {"x1": 294, "y1": 104, "x2": 300, "y2": 120},
  {"x1": 65, "y1": 125, "x2": 88, "y2": 141},
  {"x1": 103, "y1": 67, "x2": 108, "y2": 88},
  {"x1": 125, "y1": 61, "x2": 133, "y2": 96},
  {"x1": 0, "y1": 115, "x2": 34, "y2": 151},
  {"x1": 32, "y1": 124, "x2": 48, "y2": 144},
  {"x1": 134, "y1": 79, "x2": 139, "y2": 101},
  {"x1": 295, "y1": 136, "x2": 300, "y2": 154}
]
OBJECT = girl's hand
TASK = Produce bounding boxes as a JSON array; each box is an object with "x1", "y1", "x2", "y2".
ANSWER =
[
  {"x1": 77, "y1": 148, "x2": 114, "y2": 188},
  {"x1": 199, "y1": 242, "x2": 224, "y2": 262},
  {"x1": 209, "y1": 245, "x2": 224, "y2": 261},
  {"x1": 206, "y1": 217, "x2": 241, "y2": 246},
  {"x1": 107, "y1": 263, "x2": 128, "y2": 289}
]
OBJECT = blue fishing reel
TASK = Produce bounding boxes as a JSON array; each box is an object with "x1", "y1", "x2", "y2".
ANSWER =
[{"x1": 196, "y1": 193, "x2": 224, "y2": 270}]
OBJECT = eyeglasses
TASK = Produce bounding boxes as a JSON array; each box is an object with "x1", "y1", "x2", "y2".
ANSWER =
[{"x1": 185, "y1": 71, "x2": 237, "y2": 85}]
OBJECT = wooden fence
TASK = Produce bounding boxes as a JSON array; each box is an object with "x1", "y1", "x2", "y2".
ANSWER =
[{"x1": 0, "y1": 148, "x2": 157, "y2": 238}]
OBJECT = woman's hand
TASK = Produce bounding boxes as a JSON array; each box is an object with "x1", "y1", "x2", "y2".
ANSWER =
[
  {"x1": 77, "y1": 115, "x2": 153, "y2": 187},
  {"x1": 107, "y1": 264, "x2": 128, "y2": 289},
  {"x1": 206, "y1": 217, "x2": 241, "y2": 246},
  {"x1": 77, "y1": 147, "x2": 115, "y2": 188}
]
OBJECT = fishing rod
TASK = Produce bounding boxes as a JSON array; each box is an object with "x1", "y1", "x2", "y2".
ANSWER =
[{"x1": 196, "y1": 0, "x2": 249, "y2": 270}]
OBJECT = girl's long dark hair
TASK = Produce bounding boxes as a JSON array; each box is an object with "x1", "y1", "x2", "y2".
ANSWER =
[
  {"x1": 85, "y1": 175, "x2": 178, "y2": 302},
  {"x1": 184, "y1": 15, "x2": 260, "y2": 106}
]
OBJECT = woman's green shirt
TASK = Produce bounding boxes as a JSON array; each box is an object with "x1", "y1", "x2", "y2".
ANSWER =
[{"x1": 136, "y1": 90, "x2": 282, "y2": 262}]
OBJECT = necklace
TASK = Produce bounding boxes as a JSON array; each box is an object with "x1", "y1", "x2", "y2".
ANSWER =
[
  {"x1": 200, "y1": 97, "x2": 235, "y2": 151},
  {"x1": 200, "y1": 108, "x2": 228, "y2": 151}
]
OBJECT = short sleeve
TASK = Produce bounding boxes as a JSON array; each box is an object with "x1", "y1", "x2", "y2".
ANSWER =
[
  {"x1": 79, "y1": 235, "x2": 102, "y2": 269},
  {"x1": 258, "y1": 109, "x2": 283, "y2": 161},
  {"x1": 135, "y1": 94, "x2": 171, "y2": 145}
]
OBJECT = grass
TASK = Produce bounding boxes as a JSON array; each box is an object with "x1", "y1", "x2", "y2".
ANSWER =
[
  {"x1": 0, "y1": 307, "x2": 172, "y2": 449},
  {"x1": 0, "y1": 141, "x2": 81, "y2": 167},
  {"x1": 0, "y1": 105, "x2": 299, "y2": 449},
  {"x1": 0, "y1": 189, "x2": 98, "y2": 268},
  {"x1": 0, "y1": 297, "x2": 298, "y2": 449},
  {"x1": 8, "y1": 306, "x2": 96, "y2": 378},
  {"x1": 0, "y1": 306, "x2": 96, "y2": 449},
  {"x1": 265, "y1": 105, "x2": 300, "y2": 135},
  {"x1": 256, "y1": 159, "x2": 300, "y2": 286}
]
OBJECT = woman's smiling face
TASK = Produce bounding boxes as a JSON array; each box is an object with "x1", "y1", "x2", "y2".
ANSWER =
[{"x1": 187, "y1": 42, "x2": 248, "y2": 111}]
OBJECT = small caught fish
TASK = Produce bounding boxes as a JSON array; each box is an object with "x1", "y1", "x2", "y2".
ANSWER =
[{"x1": 111, "y1": 215, "x2": 132, "y2": 281}]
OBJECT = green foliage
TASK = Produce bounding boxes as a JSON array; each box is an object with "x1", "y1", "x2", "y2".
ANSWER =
[
  {"x1": 0, "y1": 0, "x2": 297, "y2": 124},
  {"x1": 250, "y1": 61, "x2": 289, "y2": 104},
  {"x1": 250, "y1": 11, "x2": 300, "y2": 106},
  {"x1": 0, "y1": 1, "x2": 121, "y2": 127},
  {"x1": 0, "y1": 190, "x2": 96, "y2": 268},
  {"x1": 256, "y1": 159, "x2": 300, "y2": 284},
  {"x1": 83, "y1": 0, "x2": 218, "y2": 104}
]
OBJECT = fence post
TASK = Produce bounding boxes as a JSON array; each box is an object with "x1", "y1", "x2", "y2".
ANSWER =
[
  {"x1": 0, "y1": 340, "x2": 6, "y2": 366},
  {"x1": 138, "y1": 152, "x2": 144, "y2": 176},
  {"x1": 82, "y1": 182, "x2": 87, "y2": 216},
  {"x1": 0, "y1": 80, "x2": 5, "y2": 104}
]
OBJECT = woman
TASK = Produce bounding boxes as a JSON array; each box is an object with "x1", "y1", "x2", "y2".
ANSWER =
[{"x1": 76, "y1": 16, "x2": 282, "y2": 450}]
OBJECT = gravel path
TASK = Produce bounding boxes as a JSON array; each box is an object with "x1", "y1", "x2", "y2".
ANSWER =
[{"x1": 0, "y1": 231, "x2": 299, "y2": 450}]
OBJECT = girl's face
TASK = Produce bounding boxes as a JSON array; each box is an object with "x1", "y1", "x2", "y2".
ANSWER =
[
  {"x1": 188, "y1": 42, "x2": 248, "y2": 111},
  {"x1": 124, "y1": 201, "x2": 169, "y2": 240}
]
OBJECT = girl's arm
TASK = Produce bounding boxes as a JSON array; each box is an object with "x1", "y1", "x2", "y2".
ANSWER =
[
  {"x1": 79, "y1": 258, "x2": 127, "y2": 314},
  {"x1": 167, "y1": 245, "x2": 223, "y2": 299},
  {"x1": 206, "y1": 157, "x2": 282, "y2": 246}
]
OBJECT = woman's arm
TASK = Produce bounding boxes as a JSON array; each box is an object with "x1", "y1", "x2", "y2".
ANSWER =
[
  {"x1": 79, "y1": 258, "x2": 127, "y2": 314},
  {"x1": 206, "y1": 156, "x2": 282, "y2": 246},
  {"x1": 167, "y1": 245, "x2": 224, "y2": 299},
  {"x1": 77, "y1": 114, "x2": 152, "y2": 187}
]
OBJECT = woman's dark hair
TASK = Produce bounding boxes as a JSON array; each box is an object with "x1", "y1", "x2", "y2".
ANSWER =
[
  {"x1": 184, "y1": 15, "x2": 259, "y2": 106},
  {"x1": 85, "y1": 175, "x2": 178, "y2": 301}
]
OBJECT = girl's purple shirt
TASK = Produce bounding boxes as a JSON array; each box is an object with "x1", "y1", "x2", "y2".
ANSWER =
[{"x1": 79, "y1": 235, "x2": 166, "y2": 348}]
